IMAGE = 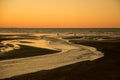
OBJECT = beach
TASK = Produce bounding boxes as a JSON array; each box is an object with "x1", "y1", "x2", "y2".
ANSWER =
[
  {"x1": 1, "y1": 0, "x2": 120, "y2": 79},
  {"x1": 0, "y1": 33, "x2": 120, "y2": 80}
]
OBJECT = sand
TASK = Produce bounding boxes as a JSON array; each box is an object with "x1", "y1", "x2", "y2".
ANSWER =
[
  {"x1": 2, "y1": 41, "x2": 120, "y2": 80},
  {"x1": 0, "y1": 35, "x2": 103, "y2": 79}
]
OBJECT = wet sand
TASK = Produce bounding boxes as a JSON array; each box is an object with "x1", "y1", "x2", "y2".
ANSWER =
[
  {"x1": 2, "y1": 40, "x2": 120, "y2": 80},
  {"x1": 0, "y1": 45, "x2": 60, "y2": 60},
  {"x1": 0, "y1": 36, "x2": 104, "y2": 79}
]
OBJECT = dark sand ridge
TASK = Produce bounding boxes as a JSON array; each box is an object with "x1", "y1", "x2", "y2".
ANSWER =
[
  {"x1": 2, "y1": 40, "x2": 120, "y2": 80},
  {"x1": 0, "y1": 45, "x2": 60, "y2": 60}
]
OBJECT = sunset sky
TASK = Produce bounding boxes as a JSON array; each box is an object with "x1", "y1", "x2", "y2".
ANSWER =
[{"x1": 0, "y1": 0, "x2": 120, "y2": 28}]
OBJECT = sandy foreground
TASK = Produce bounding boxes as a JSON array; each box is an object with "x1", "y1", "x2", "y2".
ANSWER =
[{"x1": 0, "y1": 36, "x2": 103, "y2": 79}]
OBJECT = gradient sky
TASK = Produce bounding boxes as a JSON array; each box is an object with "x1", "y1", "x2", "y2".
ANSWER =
[{"x1": 0, "y1": 0, "x2": 120, "y2": 28}]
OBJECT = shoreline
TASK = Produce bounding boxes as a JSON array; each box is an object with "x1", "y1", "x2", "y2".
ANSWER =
[
  {"x1": 0, "y1": 34, "x2": 120, "y2": 80},
  {"x1": 2, "y1": 40, "x2": 120, "y2": 80},
  {"x1": 0, "y1": 35, "x2": 103, "y2": 79}
]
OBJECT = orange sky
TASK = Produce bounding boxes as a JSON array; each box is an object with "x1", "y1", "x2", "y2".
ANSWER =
[{"x1": 0, "y1": 0, "x2": 120, "y2": 28}]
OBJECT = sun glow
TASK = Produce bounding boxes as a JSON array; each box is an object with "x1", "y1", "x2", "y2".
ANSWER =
[{"x1": 0, "y1": 0, "x2": 120, "y2": 28}]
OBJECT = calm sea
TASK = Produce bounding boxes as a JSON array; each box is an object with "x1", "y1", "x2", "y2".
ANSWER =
[{"x1": 0, "y1": 28, "x2": 120, "y2": 35}]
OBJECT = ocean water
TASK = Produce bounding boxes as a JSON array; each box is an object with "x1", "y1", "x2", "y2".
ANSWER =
[
  {"x1": 1, "y1": 28, "x2": 118, "y2": 79},
  {"x1": 0, "y1": 36, "x2": 103, "y2": 79},
  {"x1": 0, "y1": 28, "x2": 120, "y2": 35}
]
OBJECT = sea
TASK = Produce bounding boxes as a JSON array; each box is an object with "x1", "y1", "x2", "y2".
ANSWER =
[
  {"x1": 0, "y1": 28, "x2": 119, "y2": 79},
  {"x1": 0, "y1": 28, "x2": 120, "y2": 36}
]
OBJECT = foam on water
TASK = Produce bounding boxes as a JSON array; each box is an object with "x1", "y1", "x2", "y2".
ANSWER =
[
  {"x1": 0, "y1": 40, "x2": 20, "y2": 54},
  {"x1": 0, "y1": 35, "x2": 104, "y2": 79}
]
